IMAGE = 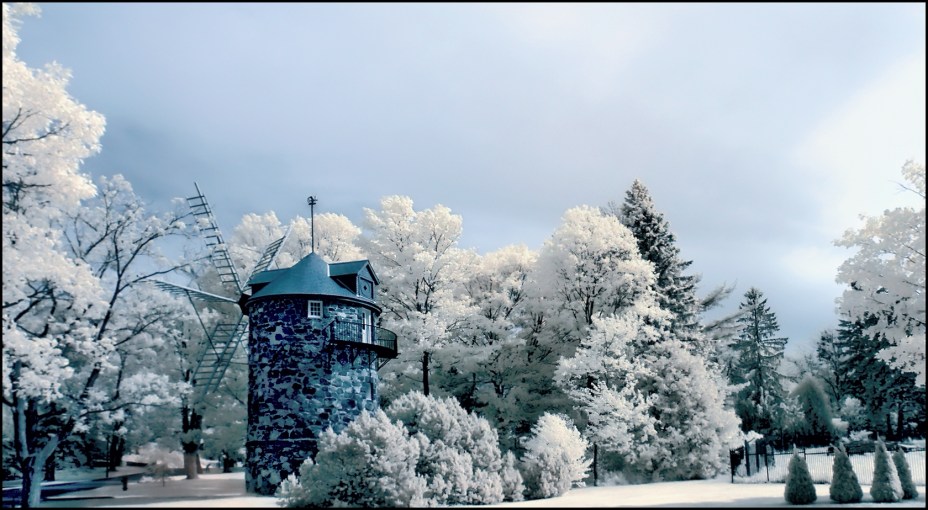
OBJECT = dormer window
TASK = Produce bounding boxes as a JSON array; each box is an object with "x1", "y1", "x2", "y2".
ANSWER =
[
  {"x1": 307, "y1": 300, "x2": 323, "y2": 318},
  {"x1": 358, "y1": 277, "x2": 374, "y2": 299}
]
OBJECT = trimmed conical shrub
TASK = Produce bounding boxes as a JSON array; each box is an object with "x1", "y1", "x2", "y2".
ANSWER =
[
  {"x1": 829, "y1": 445, "x2": 862, "y2": 503},
  {"x1": 785, "y1": 453, "x2": 817, "y2": 505},
  {"x1": 870, "y1": 440, "x2": 903, "y2": 503},
  {"x1": 891, "y1": 449, "x2": 918, "y2": 500}
]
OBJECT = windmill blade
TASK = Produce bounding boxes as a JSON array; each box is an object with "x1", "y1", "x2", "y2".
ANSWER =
[
  {"x1": 248, "y1": 225, "x2": 292, "y2": 281},
  {"x1": 188, "y1": 182, "x2": 245, "y2": 295},
  {"x1": 151, "y1": 280, "x2": 237, "y2": 304},
  {"x1": 193, "y1": 315, "x2": 248, "y2": 397}
]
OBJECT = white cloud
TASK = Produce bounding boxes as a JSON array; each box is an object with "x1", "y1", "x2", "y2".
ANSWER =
[
  {"x1": 793, "y1": 51, "x2": 926, "y2": 241},
  {"x1": 488, "y1": 4, "x2": 663, "y2": 103}
]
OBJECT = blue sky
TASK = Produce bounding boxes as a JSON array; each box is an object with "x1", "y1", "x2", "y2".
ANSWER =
[{"x1": 15, "y1": 3, "x2": 926, "y2": 355}]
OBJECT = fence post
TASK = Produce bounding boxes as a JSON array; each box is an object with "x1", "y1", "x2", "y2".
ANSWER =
[
  {"x1": 745, "y1": 441, "x2": 751, "y2": 477},
  {"x1": 765, "y1": 446, "x2": 769, "y2": 482}
]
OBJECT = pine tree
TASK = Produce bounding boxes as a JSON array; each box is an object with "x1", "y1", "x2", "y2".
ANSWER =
[
  {"x1": 829, "y1": 444, "x2": 862, "y2": 503},
  {"x1": 870, "y1": 440, "x2": 903, "y2": 503},
  {"x1": 788, "y1": 375, "x2": 835, "y2": 447},
  {"x1": 607, "y1": 180, "x2": 703, "y2": 353},
  {"x1": 891, "y1": 449, "x2": 918, "y2": 500},
  {"x1": 731, "y1": 288, "x2": 788, "y2": 438},
  {"x1": 784, "y1": 452, "x2": 817, "y2": 504},
  {"x1": 836, "y1": 315, "x2": 923, "y2": 439}
]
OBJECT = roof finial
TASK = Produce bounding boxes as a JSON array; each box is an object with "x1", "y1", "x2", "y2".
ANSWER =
[{"x1": 307, "y1": 196, "x2": 318, "y2": 254}]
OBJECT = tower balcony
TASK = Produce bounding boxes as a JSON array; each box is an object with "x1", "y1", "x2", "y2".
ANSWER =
[{"x1": 325, "y1": 318, "x2": 398, "y2": 366}]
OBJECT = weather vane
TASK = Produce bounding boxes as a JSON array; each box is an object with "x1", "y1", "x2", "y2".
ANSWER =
[{"x1": 307, "y1": 196, "x2": 317, "y2": 253}]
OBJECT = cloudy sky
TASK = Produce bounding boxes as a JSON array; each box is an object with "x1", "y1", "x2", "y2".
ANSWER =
[{"x1": 15, "y1": 3, "x2": 926, "y2": 355}]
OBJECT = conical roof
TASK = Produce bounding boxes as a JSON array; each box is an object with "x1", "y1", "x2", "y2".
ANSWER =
[{"x1": 247, "y1": 252, "x2": 375, "y2": 306}]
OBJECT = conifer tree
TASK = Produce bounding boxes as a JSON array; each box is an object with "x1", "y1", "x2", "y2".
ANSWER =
[
  {"x1": 829, "y1": 444, "x2": 862, "y2": 503},
  {"x1": 788, "y1": 375, "x2": 835, "y2": 447},
  {"x1": 870, "y1": 440, "x2": 903, "y2": 503},
  {"x1": 784, "y1": 452, "x2": 817, "y2": 504},
  {"x1": 836, "y1": 315, "x2": 923, "y2": 439},
  {"x1": 607, "y1": 180, "x2": 703, "y2": 352},
  {"x1": 731, "y1": 288, "x2": 788, "y2": 437},
  {"x1": 891, "y1": 449, "x2": 918, "y2": 500},
  {"x1": 814, "y1": 329, "x2": 849, "y2": 406}
]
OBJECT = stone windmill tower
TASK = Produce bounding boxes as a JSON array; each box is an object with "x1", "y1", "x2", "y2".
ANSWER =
[{"x1": 243, "y1": 198, "x2": 398, "y2": 495}]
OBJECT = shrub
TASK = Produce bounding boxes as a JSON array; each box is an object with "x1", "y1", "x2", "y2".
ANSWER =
[
  {"x1": 829, "y1": 444, "x2": 862, "y2": 503},
  {"x1": 869, "y1": 440, "x2": 902, "y2": 503},
  {"x1": 784, "y1": 453, "x2": 817, "y2": 505},
  {"x1": 520, "y1": 413, "x2": 590, "y2": 500},
  {"x1": 386, "y1": 391, "x2": 516, "y2": 505},
  {"x1": 500, "y1": 451, "x2": 526, "y2": 502},
  {"x1": 276, "y1": 410, "x2": 428, "y2": 507},
  {"x1": 891, "y1": 449, "x2": 918, "y2": 500}
]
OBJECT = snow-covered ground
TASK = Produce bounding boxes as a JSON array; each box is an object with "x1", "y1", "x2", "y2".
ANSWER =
[{"x1": 40, "y1": 472, "x2": 925, "y2": 508}]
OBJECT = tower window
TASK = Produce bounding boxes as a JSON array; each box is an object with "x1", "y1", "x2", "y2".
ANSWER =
[{"x1": 307, "y1": 300, "x2": 323, "y2": 318}]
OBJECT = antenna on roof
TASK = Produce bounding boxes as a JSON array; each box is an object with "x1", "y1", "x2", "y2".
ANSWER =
[{"x1": 307, "y1": 196, "x2": 318, "y2": 253}]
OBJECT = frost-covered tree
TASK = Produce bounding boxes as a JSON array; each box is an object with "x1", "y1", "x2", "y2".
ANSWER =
[
  {"x1": 731, "y1": 287, "x2": 788, "y2": 438},
  {"x1": 787, "y1": 375, "x2": 835, "y2": 447},
  {"x1": 870, "y1": 439, "x2": 903, "y2": 503},
  {"x1": 2, "y1": 7, "x2": 196, "y2": 504},
  {"x1": 289, "y1": 212, "x2": 364, "y2": 263},
  {"x1": 829, "y1": 444, "x2": 863, "y2": 503},
  {"x1": 514, "y1": 205, "x2": 656, "y2": 436},
  {"x1": 835, "y1": 161, "x2": 925, "y2": 386},
  {"x1": 520, "y1": 413, "x2": 590, "y2": 500},
  {"x1": 229, "y1": 210, "x2": 364, "y2": 278},
  {"x1": 361, "y1": 196, "x2": 477, "y2": 398},
  {"x1": 892, "y1": 449, "x2": 918, "y2": 500},
  {"x1": 784, "y1": 452, "x2": 817, "y2": 504},
  {"x1": 606, "y1": 180, "x2": 703, "y2": 353},
  {"x1": 556, "y1": 313, "x2": 739, "y2": 481},
  {"x1": 277, "y1": 409, "x2": 428, "y2": 507},
  {"x1": 435, "y1": 244, "x2": 537, "y2": 431},
  {"x1": 554, "y1": 313, "x2": 657, "y2": 476}
]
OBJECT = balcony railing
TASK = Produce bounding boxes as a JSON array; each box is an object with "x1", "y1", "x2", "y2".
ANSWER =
[{"x1": 326, "y1": 319, "x2": 398, "y2": 361}]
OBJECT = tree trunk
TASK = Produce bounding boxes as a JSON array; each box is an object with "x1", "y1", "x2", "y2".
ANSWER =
[
  {"x1": 593, "y1": 443, "x2": 598, "y2": 487},
  {"x1": 183, "y1": 453, "x2": 199, "y2": 480},
  {"x1": 21, "y1": 437, "x2": 58, "y2": 508},
  {"x1": 422, "y1": 351, "x2": 430, "y2": 396},
  {"x1": 43, "y1": 449, "x2": 55, "y2": 481},
  {"x1": 896, "y1": 404, "x2": 904, "y2": 440},
  {"x1": 108, "y1": 422, "x2": 126, "y2": 472},
  {"x1": 181, "y1": 404, "x2": 203, "y2": 480}
]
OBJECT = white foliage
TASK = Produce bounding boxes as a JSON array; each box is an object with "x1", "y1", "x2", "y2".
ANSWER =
[
  {"x1": 386, "y1": 391, "x2": 514, "y2": 504},
  {"x1": 835, "y1": 161, "x2": 926, "y2": 386},
  {"x1": 520, "y1": 413, "x2": 591, "y2": 499},
  {"x1": 362, "y1": 196, "x2": 479, "y2": 396},
  {"x1": 287, "y1": 212, "x2": 364, "y2": 263},
  {"x1": 277, "y1": 409, "x2": 428, "y2": 507},
  {"x1": 530, "y1": 205, "x2": 657, "y2": 333}
]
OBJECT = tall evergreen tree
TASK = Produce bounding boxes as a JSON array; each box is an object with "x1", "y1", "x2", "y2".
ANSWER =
[
  {"x1": 606, "y1": 180, "x2": 703, "y2": 353},
  {"x1": 836, "y1": 315, "x2": 924, "y2": 440},
  {"x1": 814, "y1": 329, "x2": 849, "y2": 406},
  {"x1": 787, "y1": 375, "x2": 835, "y2": 447},
  {"x1": 731, "y1": 287, "x2": 788, "y2": 438}
]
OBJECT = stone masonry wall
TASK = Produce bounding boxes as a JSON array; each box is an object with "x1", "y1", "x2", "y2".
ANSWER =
[{"x1": 245, "y1": 297, "x2": 379, "y2": 495}]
